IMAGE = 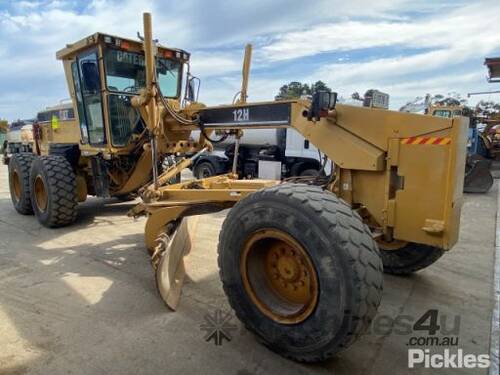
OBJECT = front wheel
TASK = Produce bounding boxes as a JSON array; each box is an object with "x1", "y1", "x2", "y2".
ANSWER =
[
  {"x1": 30, "y1": 155, "x2": 78, "y2": 228},
  {"x1": 218, "y1": 184, "x2": 383, "y2": 362}
]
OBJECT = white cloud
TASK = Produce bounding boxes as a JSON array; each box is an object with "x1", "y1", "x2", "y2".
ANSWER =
[
  {"x1": 0, "y1": 0, "x2": 499, "y2": 121},
  {"x1": 14, "y1": 1, "x2": 43, "y2": 10},
  {"x1": 253, "y1": 1, "x2": 500, "y2": 110},
  {"x1": 199, "y1": 74, "x2": 285, "y2": 105},
  {"x1": 262, "y1": 2, "x2": 500, "y2": 61},
  {"x1": 311, "y1": 44, "x2": 497, "y2": 88},
  {"x1": 190, "y1": 51, "x2": 244, "y2": 78}
]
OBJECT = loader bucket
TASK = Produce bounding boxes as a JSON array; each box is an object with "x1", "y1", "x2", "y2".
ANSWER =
[{"x1": 464, "y1": 154, "x2": 494, "y2": 193}]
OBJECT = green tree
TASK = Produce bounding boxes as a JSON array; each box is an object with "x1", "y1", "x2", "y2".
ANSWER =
[
  {"x1": 275, "y1": 80, "x2": 331, "y2": 100},
  {"x1": 0, "y1": 120, "x2": 7, "y2": 133},
  {"x1": 311, "y1": 80, "x2": 331, "y2": 94},
  {"x1": 399, "y1": 93, "x2": 470, "y2": 113},
  {"x1": 475, "y1": 100, "x2": 500, "y2": 116},
  {"x1": 275, "y1": 81, "x2": 309, "y2": 100}
]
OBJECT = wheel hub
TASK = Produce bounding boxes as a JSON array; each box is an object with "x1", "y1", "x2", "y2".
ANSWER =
[
  {"x1": 241, "y1": 228, "x2": 319, "y2": 324},
  {"x1": 273, "y1": 248, "x2": 301, "y2": 283},
  {"x1": 11, "y1": 170, "x2": 21, "y2": 202},
  {"x1": 34, "y1": 175, "x2": 48, "y2": 212},
  {"x1": 201, "y1": 167, "x2": 211, "y2": 178}
]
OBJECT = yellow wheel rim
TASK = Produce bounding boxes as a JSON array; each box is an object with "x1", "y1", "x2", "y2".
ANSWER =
[
  {"x1": 34, "y1": 175, "x2": 48, "y2": 212},
  {"x1": 240, "y1": 228, "x2": 319, "y2": 324},
  {"x1": 11, "y1": 170, "x2": 21, "y2": 202}
]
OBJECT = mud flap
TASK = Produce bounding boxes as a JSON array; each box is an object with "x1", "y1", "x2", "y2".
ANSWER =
[
  {"x1": 464, "y1": 155, "x2": 494, "y2": 193},
  {"x1": 155, "y1": 217, "x2": 196, "y2": 310}
]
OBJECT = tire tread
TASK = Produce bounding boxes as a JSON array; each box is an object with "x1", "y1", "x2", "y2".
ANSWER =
[
  {"x1": 218, "y1": 183, "x2": 383, "y2": 362},
  {"x1": 30, "y1": 155, "x2": 77, "y2": 227},
  {"x1": 8, "y1": 153, "x2": 35, "y2": 215}
]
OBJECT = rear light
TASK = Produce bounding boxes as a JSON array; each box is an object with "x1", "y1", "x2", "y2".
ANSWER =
[
  {"x1": 121, "y1": 41, "x2": 130, "y2": 50},
  {"x1": 163, "y1": 50, "x2": 174, "y2": 58}
]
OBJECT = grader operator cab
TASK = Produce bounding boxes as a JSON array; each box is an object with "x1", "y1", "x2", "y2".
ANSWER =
[
  {"x1": 8, "y1": 31, "x2": 190, "y2": 226},
  {"x1": 8, "y1": 13, "x2": 469, "y2": 362},
  {"x1": 63, "y1": 35, "x2": 187, "y2": 147}
]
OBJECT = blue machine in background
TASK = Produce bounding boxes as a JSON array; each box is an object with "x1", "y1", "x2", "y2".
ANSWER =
[
  {"x1": 467, "y1": 127, "x2": 479, "y2": 155},
  {"x1": 431, "y1": 106, "x2": 493, "y2": 193}
]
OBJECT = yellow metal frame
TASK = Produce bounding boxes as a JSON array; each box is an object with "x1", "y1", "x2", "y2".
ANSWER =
[
  {"x1": 130, "y1": 174, "x2": 279, "y2": 250},
  {"x1": 133, "y1": 97, "x2": 467, "y2": 252}
]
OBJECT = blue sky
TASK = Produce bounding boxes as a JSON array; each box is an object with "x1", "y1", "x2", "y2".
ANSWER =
[{"x1": 1, "y1": 0, "x2": 500, "y2": 121}]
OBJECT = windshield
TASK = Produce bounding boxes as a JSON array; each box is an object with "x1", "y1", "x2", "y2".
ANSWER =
[{"x1": 104, "y1": 49, "x2": 181, "y2": 97}]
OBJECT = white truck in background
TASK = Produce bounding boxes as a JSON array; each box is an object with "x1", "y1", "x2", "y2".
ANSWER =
[
  {"x1": 3, "y1": 102, "x2": 74, "y2": 165},
  {"x1": 191, "y1": 128, "x2": 329, "y2": 179},
  {"x1": 3, "y1": 119, "x2": 35, "y2": 164}
]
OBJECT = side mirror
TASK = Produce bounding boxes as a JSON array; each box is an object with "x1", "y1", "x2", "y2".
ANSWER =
[
  {"x1": 186, "y1": 76, "x2": 200, "y2": 102},
  {"x1": 307, "y1": 91, "x2": 337, "y2": 121},
  {"x1": 81, "y1": 61, "x2": 100, "y2": 94},
  {"x1": 187, "y1": 78, "x2": 196, "y2": 102}
]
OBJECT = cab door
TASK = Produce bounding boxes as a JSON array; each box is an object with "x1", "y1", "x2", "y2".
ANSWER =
[{"x1": 71, "y1": 50, "x2": 106, "y2": 145}]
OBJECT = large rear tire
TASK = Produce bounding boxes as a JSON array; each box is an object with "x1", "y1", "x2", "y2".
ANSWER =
[
  {"x1": 8, "y1": 153, "x2": 35, "y2": 215},
  {"x1": 218, "y1": 184, "x2": 383, "y2": 362},
  {"x1": 29, "y1": 155, "x2": 77, "y2": 228},
  {"x1": 379, "y1": 242, "x2": 444, "y2": 275}
]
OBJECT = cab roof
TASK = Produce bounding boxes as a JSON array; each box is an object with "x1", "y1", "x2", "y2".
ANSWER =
[{"x1": 56, "y1": 32, "x2": 190, "y2": 61}]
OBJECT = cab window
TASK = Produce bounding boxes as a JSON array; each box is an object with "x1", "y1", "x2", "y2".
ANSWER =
[
  {"x1": 103, "y1": 48, "x2": 181, "y2": 147},
  {"x1": 72, "y1": 50, "x2": 106, "y2": 144},
  {"x1": 432, "y1": 110, "x2": 452, "y2": 118},
  {"x1": 71, "y1": 62, "x2": 89, "y2": 143},
  {"x1": 104, "y1": 49, "x2": 181, "y2": 97}
]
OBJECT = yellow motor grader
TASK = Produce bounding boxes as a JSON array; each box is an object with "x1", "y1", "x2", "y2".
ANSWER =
[{"x1": 7, "y1": 13, "x2": 468, "y2": 362}]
